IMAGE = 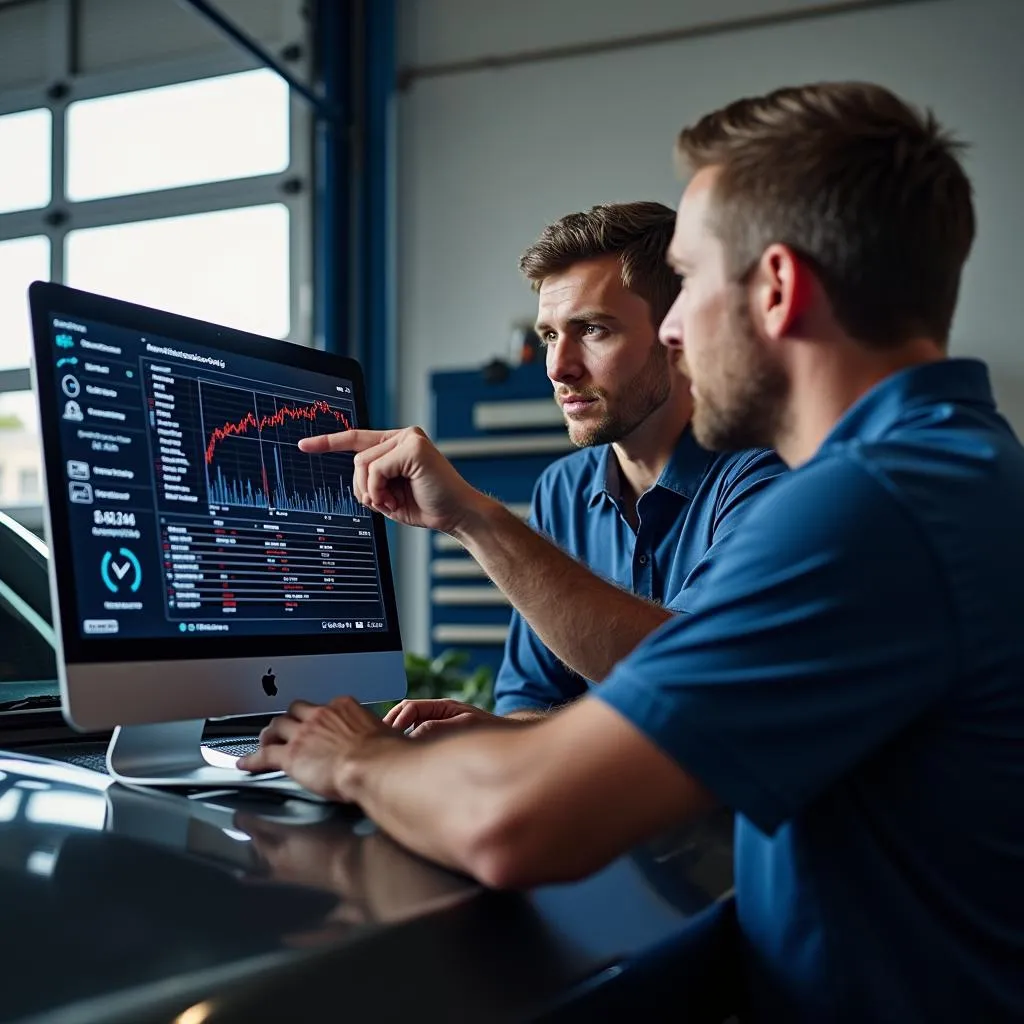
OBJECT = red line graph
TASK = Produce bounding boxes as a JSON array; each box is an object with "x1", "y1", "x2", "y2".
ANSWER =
[{"x1": 205, "y1": 399, "x2": 352, "y2": 465}]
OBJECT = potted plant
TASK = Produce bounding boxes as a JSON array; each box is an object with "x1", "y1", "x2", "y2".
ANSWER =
[{"x1": 395, "y1": 649, "x2": 494, "y2": 710}]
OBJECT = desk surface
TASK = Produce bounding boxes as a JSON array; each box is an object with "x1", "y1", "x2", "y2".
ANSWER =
[{"x1": 0, "y1": 750, "x2": 734, "y2": 1024}]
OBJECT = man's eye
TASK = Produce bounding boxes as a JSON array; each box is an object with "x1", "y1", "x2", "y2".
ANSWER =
[
  {"x1": 583, "y1": 324, "x2": 605, "y2": 336},
  {"x1": 539, "y1": 331, "x2": 557, "y2": 346}
]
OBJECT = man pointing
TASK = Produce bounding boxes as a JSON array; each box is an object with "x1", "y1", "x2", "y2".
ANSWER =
[{"x1": 241, "y1": 82, "x2": 1024, "y2": 1022}]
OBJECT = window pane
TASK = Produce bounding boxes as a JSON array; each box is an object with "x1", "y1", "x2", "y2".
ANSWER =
[
  {"x1": 66, "y1": 69, "x2": 290, "y2": 201},
  {"x1": 0, "y1": 235, "x2": 50, "y2": 371},
  {"x1": 0, "y1": 392, "x2": 41, "y2": 510},
  {"x1": 65, "y1": 204, "x2": 290, "y2": 338},
  {"x1": 18, "y1": 467, "x2": 39, "y2": 501},
  {"x1": 0, "y1": 108, "x2": 51, "y2": 214}
]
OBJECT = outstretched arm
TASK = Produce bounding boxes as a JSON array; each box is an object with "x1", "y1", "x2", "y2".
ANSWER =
[
  {"x1": 451, "y1": 499, "x2": 671, "y2": 682},
  {"x1": 301, "y1": 427, "x2": 669, "y2": 681}
]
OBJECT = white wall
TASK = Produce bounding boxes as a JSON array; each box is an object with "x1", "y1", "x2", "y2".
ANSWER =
[
  {"x1": 398, "y1": 0, "x2": 860, "y2": 66},
  {"x1": 395, "y1": 0, "x2": 1024, "y2": 653}
]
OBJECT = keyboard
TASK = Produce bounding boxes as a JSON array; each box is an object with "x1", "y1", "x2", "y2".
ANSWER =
[
  {"x1": 39, "y1": 737, "x2": 261, "y2": 774},
  {"x1": 26, "y1": 738, "x2": 336, "y2": 803}
]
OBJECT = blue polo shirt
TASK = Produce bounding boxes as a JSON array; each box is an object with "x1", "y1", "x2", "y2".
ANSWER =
[
  {"x1": 598, "y1": 359, "x2": 1024, "y2": 1022},
  {"x1": 493, "y1": 428, "x2": 784, "y2": 715}
]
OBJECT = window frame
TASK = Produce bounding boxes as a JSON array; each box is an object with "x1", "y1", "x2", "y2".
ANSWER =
[{"x1": 0, "y1": 1, "x2": 313, "y2": 529}]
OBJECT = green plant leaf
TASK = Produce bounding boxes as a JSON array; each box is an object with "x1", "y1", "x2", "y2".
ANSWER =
[{"x1": 396, "y1": 648, "x2": 495, "y2": 708}]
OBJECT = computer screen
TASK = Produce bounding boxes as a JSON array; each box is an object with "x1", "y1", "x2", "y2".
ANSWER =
[{"x1": 30, "y1": 283, "x2": 404, "y2": 737}]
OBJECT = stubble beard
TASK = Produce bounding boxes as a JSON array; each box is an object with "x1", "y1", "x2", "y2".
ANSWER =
[
  {"x1": 566, "y1": 343, "x2": 673, "y2": 448},
  {"x1": 691, "y1": 291, "x2": 788, "y2": 453}
]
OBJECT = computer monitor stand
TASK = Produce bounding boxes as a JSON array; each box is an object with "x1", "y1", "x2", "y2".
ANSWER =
[{"x1": 107, "y1": 720, "x2": 285, "y2": 788}]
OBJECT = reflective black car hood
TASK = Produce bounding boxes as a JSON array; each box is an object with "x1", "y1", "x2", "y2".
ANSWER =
[{"x1": 0, "y1": 754, "x2": 477, "y2": 1023}]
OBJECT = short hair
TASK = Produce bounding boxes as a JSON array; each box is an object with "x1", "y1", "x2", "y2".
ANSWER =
[
  {"x1": 675, "y1": 81, "x2": 976, "y2": 347},
  {"x1": 519, "y1": 202, "x2": 680, "y2": 326}
]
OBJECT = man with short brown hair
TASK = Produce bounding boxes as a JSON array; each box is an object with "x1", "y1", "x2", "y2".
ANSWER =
[
  {"x1": 394, "y1": 202, "x2": 782, "y2": 733},
  {"x1": 244, "y1": 83, "x2": 1024, "y2": 1021}
]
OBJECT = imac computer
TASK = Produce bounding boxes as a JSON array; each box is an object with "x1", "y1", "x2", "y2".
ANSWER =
[{"x1": 28, "y1": 282, "x2": 406, "y2": 788}]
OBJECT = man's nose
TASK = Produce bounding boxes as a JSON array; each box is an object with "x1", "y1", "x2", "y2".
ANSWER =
[
  {"x1": 659, "y1": 298, "x2": 684, "y2": 350},
  {"x1": 546, "y1": 338, "x2": 583, "y2": 383}
]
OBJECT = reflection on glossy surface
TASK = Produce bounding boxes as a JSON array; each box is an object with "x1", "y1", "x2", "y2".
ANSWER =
[
  {"x1": 0, "y1": 757, "x2": 480, "y2": 1024},
  {"x1": 235, "y1": 812, "x2": 472, "y2": 947},
  {"x1": 0, "y1": 788, "x2": 22, "y2": 821},
  {"x1": 632, "y1": 812, "x2": 735, "y2": 910},
  {"x1": 0, "y1": 754, "x2": 112, "y2": 789},
  {"x1": 0, "y1": 753, "x2": 736, "y2": 1024},
  {"x1": 26, "y1": 790, "x2": 107, "y2": 829},
  {"x1": 102, "y1": 782, "x2": 478, "y2": 936},
  {"x1": 174, "y1": 1001, "x2": 215, "y2": 1024},
  {"x1": 26, "y1": 847, "x2": 58, "y2": 877}
]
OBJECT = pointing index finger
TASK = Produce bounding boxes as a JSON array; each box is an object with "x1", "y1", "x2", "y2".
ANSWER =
[{"x1": 298, "y1": 428, "x2": 400, "y2": 455}]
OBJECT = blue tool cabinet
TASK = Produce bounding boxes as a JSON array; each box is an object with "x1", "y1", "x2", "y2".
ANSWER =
[{"x1": 428, "y1": 361, "x2": 573, "y2": 675}]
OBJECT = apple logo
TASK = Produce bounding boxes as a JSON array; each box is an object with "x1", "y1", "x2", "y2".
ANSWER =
[{"x1": 261, "y1": 667, "x2": 278, "y2": 697}]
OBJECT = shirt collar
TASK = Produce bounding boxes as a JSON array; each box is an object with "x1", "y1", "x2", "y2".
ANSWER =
[
  {"x1": 820, "y1": 358, "x2": 995, "y2": 451},
  {"x1": 586, "y1": 445, "x2": 618, "y2": 507},
  {"x1": 586, "y1": 425, "x2": 716, "y2": 508}
]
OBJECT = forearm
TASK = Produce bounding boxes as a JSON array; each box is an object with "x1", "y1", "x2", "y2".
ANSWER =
[
  {"x1": 505, "y1": 708, "x2": 551, "y2": 722},
  {"x1": 454, "y1": 501, "x2": 671, "y2": 681},
  {"x1": 505, "y1": 696, "x2": 584, "y2": 721},
  {"x1": 339, "y1": 728, "x2": 528, "y2": 877},
  {"x1": 342, "y1": 698, "x2": 716, "y2": 890}
]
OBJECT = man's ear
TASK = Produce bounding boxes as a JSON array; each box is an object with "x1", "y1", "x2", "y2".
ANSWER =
[{"x1": 749, "y1": 244, "x2": 811, "y2": 342}]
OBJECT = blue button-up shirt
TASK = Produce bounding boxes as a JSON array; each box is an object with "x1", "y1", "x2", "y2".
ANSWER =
[
  {"x1": 598, "y1": 359, "x2": 1024, "y2": 1022},
  {"x1": 493, "y1": 428, "x2": 785, "y2": 714}
]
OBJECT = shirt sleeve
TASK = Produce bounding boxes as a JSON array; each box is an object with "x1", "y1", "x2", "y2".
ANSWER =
[
  {"x1": 493, "y1": 606, "x2": 588, "y2": 715},
  {"x1": 596, "y1": 455, "x2": 958, "y2": 835},
  {"x1": 669, "y1": 448, "x2": 786, "y2": 610},
  {"x1": 492, "y1": 475, "x2": 588, "y2": 716}
]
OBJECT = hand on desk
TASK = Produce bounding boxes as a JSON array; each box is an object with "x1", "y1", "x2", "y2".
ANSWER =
[
  {"x1": 383, "y1": 698, "x2": 526, "y2": 737},
  {"x1": 237, "y1": 697, "x2": 396, "y2": 801}
]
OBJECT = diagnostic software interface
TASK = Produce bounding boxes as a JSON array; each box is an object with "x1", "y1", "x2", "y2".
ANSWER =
[{"x1": 44, "y1": 314, "x2": 389, "y2": 642}]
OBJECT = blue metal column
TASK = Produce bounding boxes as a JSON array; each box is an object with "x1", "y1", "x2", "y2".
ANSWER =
[
  {"x1": 315, "y1": 0, "x2": 397, "y2": 430},
  {"x1": 313, "y1": 0, "x2": 352, "y2": 362},
  {"x1": 353, "y1": 0, "x2": 398, "y2": 429}
]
